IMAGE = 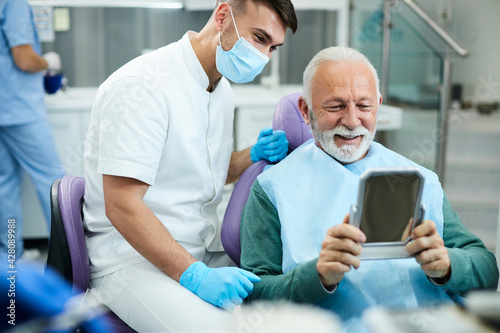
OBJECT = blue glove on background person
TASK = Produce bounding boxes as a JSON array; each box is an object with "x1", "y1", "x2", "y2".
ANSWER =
[
  {"x1": 180, "y1": 261, "x2": 261, "y2": 311},
  {"x1": 250, "y1": 127, "x2": 289, "y2": 163}
]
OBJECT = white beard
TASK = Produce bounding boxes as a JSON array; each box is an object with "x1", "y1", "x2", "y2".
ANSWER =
[{"x1": 309, "y1": 111, "x2": 375, "y2": 163}]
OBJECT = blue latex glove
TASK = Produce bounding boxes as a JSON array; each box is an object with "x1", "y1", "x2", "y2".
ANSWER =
[
  {"x1": 0, "y1": 260, "x2": 110, "y2": 332},
  {"x1": 250, "y1": 127, "x2": 289, "y2": 163},
  {"x1": 179, "y1": 261, "x2": 261, "y2": 311}
]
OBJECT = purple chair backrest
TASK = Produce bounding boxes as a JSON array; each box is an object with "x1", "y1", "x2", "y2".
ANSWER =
[
  {"x1": 50, "y1": 175, "x2": 137, "y2": 333},
  {"x1": 221, "y1": 93, "x2": 313, "y2": 266},
  {"x1": 57, "y1": 175, "x2": 89, "y2": 293}
]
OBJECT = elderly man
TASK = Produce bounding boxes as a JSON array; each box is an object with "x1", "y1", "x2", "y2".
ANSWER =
[{"x1": 240, "y1": 46, "x2": 499, "y2": 331}]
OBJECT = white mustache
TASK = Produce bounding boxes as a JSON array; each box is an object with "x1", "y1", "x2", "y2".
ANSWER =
[{"x1": 327, "y1": 126, "x2": 371, "y2": 138}]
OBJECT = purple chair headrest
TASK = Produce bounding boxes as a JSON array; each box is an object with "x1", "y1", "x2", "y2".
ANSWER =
[
  {"x1": 221, "y1": 92, "x2": 313, "y2": 267},
  {"x1": 272, "y1": 92, "x2": 313, "y2": 150}
]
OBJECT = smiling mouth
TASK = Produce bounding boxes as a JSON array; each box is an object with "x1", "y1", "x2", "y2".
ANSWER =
[{"x1": 336, "y1": 134, "x2": 361, "y2": 141}]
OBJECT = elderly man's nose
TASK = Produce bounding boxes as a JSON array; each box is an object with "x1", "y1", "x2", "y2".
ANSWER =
[{"x1": 341, "y1": 107, "x2": 361, "y2": 129}]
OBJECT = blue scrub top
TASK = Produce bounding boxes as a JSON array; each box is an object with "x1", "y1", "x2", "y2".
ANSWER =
[{"x1": 0, "y1": 0, "x2": 46, "y2": 125}]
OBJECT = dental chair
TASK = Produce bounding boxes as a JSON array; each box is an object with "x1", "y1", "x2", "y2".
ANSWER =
[
  {"x1": 46, "y1": 175, "x2": 137, "y2": 333},
  {"x1": 221, "y1": 92, "x2": 313, "y2": 267}
]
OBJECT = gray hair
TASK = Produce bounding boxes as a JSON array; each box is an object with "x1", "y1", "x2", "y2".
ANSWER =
[{"x1": 302, "y1": 46, "x2": 380, "y2": 106}]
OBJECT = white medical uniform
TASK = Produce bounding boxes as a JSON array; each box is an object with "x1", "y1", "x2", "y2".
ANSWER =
[{"x1": 83, "y1": 32, "x2": 236, "y2": 332}]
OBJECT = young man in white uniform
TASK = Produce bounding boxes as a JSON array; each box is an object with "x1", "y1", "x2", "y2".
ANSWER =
[{"x1": 83, "y1": 0, "x2": 297, "y2": 331}]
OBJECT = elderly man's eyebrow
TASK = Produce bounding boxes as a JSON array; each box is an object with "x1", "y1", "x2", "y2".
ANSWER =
[
  {"x1": 324, "y1": 97, "x2": 346, "y2": 104},
  {"x1": 357, "y1": 97, "x2": 376, "y2": 103}
]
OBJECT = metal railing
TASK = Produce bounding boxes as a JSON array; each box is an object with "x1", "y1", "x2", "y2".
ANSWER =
[
  {"x1": 402, "y1": 0, "x2": 468, "y2": 57},
  {"x1": 380, "y1": 0, "x2": 469, "y2": 187}
]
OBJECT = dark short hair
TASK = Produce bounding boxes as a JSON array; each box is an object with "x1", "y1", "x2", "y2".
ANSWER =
[{"x1": 216, "y1": 0, "x2": 297, "y2": 34}]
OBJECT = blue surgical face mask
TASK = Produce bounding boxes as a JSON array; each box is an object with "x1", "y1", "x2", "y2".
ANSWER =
[{"x1": 216, "y1": 9, "x2": 270, "y2": 84}]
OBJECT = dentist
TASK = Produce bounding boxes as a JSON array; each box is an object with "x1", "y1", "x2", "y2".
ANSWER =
[{"x1": 83, "y1": 0, "x2": 297, "y2": 331}]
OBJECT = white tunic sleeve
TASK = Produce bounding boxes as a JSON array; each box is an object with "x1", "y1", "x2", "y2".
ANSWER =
[{"x1": 95, "y1": 76, "x2": 168, "y2": 185}]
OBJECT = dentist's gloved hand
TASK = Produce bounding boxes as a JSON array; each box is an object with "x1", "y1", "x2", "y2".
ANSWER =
[
  {"x1": 250, "y1": 127, "x2": 288, "y2": 163},
  {"x1": 179, "y1": 261, "x2": 261, "y2": 311}
]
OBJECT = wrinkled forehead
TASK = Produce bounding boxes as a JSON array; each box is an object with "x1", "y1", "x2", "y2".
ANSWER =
[{"x1": 312, "y1": 61, "x2": 378, "y2": 100}]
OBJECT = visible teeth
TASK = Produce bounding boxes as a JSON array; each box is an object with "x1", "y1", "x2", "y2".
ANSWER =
[{"x1": 341, "y1": 135, "x2": 357, "y2": 139}]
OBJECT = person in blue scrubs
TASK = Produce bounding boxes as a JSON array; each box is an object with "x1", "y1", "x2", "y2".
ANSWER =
[{"x1": 0, "y1": 0, "x2": 65, "y2": 257}]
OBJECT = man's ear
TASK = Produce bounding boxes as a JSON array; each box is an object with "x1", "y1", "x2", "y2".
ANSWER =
[
  {"x1": 298, "y1": 97, "x2": 311, "y2": 125},
  {"x1": 213, "y1": 3, "x2": 231, "y2": 32}
]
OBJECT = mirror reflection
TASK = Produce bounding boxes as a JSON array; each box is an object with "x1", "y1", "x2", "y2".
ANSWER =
[{"x1": 360, "y1": 173, "x2": 420, "y2": 243}]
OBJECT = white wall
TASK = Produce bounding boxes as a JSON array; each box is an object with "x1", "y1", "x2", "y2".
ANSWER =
[{"x1": 451, "y1": 0, "x2": 500, "y2": 103}]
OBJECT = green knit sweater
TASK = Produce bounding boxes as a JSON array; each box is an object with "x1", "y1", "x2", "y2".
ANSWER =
[{"x1": 241, "y1": 180, "x2": 499, "y2": 304}]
